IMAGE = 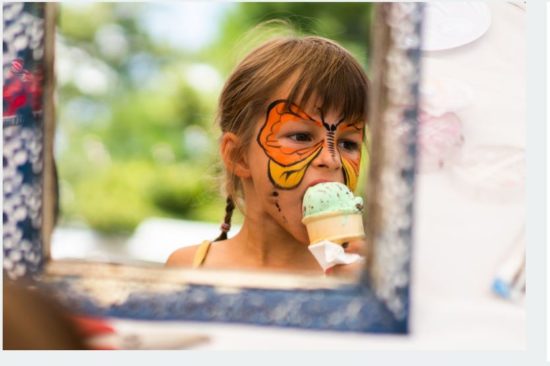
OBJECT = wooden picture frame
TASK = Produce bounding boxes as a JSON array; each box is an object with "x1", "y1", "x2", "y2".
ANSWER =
[{"x1": 3, "y1": 2, "x2": 423, "y2": 333}]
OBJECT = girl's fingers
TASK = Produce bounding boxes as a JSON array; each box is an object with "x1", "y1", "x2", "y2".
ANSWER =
[
  {"x1": 342, "y1": 239, "x2": 366, "y2": 256},
  {"x1": 325, "y1": 240, "x2": 367, "y2": 278}
]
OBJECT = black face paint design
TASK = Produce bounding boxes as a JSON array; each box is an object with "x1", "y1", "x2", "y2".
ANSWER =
[
  {"x1": 268, "y1": 190, "x2": 287, "y2": 222},
  {"x1": 319, "y1": 108, "x2": 345, "y2": 159},
  {"x1": 274, "y1": 200, "x2": 287, "y2": 222}
]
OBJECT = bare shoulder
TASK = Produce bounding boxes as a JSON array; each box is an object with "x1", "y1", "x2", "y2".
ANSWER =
[{"x1": 165, "y1": 244, "x2": 200, "y2": 267}]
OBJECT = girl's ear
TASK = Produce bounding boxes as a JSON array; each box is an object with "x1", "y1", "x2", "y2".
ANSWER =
[{"x1": 220, "y1": 132, "x2": 251, "y2": 178}]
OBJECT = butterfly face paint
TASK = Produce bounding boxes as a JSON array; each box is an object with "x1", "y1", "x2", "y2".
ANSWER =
[{"x1": 257, "y1": 100, "x2": 363, "y2": 191}]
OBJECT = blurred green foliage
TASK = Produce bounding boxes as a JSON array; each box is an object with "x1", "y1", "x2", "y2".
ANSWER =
[{"x1": 56, "y1": 2, "x2": 373, "y2": 235}]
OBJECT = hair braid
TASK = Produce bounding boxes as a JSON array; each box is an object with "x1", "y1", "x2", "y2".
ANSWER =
[{"x1": 214, "y1": 196, "x2": 235, "y2": 242}]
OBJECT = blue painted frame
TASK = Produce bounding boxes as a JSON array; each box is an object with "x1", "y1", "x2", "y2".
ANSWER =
[
  {"x1": 3, "y1": 3, "x2": 47, "y2": 280},
  {"x1": 4, "y1": 3, "x2": 423, "y2": 334},
  {"x1": 44, "y1": 275, "x2": 405, "y2": 333}
]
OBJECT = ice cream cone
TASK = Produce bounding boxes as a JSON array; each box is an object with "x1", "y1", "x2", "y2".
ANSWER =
[
  {"x1": 302, "y1": 211, "x2": 365, "y2": 245},
  {"x1": 302, "y1": 182, "x2": 365, "y2": 245}
]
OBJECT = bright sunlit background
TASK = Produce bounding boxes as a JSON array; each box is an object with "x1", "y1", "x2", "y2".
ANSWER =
[{"x1": 52, "y1": 2, "x2": 373, "y2": 262}]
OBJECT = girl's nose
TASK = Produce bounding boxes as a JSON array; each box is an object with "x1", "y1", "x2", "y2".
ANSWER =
[{"x1": 312, "y1": 142, "x2": 342, "y2": 170}]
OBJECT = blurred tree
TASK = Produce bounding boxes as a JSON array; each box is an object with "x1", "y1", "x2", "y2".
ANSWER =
[{"x1": 203, "y1": 3, "x2": 373, "y2": 74}]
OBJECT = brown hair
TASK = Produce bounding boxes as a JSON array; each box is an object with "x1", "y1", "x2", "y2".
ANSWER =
[{"x1": 214, "y1": 35, "x2": 369, "y2": 241}]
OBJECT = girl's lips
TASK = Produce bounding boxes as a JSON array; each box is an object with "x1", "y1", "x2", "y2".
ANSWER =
[{"x1": 306, "y1": 179, "x2": 330, "y2": 189}]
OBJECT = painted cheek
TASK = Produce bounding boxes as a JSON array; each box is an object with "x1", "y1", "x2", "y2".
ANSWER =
[
  {"x1": 267, "y1": 146, "x2": 322, "y2": 189},
  {"x1": 341, "y1": 154, "x2": 361, "y2": 191},
  {"x1": 336, "y1": 122, "x2": 364, "y2": 191}
]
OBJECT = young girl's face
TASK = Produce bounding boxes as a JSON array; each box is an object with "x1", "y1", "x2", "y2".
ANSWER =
[{"x1": 246, "y1": 90, "x2": 365, "y2": 244}]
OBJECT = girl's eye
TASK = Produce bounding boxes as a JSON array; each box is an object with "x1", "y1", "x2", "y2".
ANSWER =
[
  {"x1": 338, "y1": 140, "x2": 360, "y2": 152},
  {"x1": 288, "y1": 132, "x2": 313, "y2": 142}
]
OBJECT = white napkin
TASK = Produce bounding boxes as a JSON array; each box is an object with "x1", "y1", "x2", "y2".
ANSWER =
[{"x1": 308, "y1": 240, "x2": 364, "y2": 272}]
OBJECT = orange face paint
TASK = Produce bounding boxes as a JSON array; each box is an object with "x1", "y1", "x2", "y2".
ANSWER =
[{"x1": 257, "y1": 100, "x2": 363, "y2": 190}]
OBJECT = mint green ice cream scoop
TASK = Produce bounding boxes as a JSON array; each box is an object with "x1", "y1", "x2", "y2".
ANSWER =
[{"x1": 302, "y1": 182, "x2": 363, "y2": 220}]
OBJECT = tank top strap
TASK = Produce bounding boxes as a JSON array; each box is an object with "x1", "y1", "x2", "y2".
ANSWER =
[{"x1": 192, "y1": 240, "x2": 212, "y2": 268}]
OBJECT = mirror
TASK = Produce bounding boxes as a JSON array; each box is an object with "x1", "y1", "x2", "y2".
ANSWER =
[
  {"x1": 3, "y1": 2, "x2": 423, "y2": 333},
  {"x1": 49, "y1": 2, "x2": 377, "y2": 270}
]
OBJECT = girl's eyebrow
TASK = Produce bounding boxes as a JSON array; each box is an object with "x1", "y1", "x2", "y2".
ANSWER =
[
  {"x1": 341, "y1": 120, "x2": 365, "y2": 130},
  {"x1": 278, "y1": 100, "x2": 316, "y2": 122},
  {"x1": 287, "y1": 110, "x2": 310, "y2": 120},
  {"x1": 280, "y1": 119, "x2": 321, "y2": 129},
  {"x1": 339, "y1": 129, "x2": 363, "y2": 137}
]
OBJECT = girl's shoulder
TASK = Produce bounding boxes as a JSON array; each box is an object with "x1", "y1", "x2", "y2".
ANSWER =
[{"x1": 165, "y1": 240, "x2": 211, "y2": 267}]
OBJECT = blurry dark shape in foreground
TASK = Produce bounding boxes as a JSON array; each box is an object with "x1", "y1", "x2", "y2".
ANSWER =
[
  {"x1": 3, "y1": 278, "x2": 88, "y2": 350},
  {"x1": 4, "y1": 278, "x2": 210, "y2": 350}
]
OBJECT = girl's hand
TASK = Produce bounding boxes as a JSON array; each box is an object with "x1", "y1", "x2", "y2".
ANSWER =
[{"x1": 325, "y1": 239, "x2": 367, "y2": 278}]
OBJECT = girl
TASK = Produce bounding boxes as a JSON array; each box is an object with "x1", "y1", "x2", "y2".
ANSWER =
[{"x1": 166, "y1": 36, "x2": 368, "y2": 275}]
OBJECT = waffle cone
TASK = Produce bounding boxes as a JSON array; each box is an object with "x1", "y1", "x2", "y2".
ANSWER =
[{"x1": 302, "y1": 212, "x2": 365, "y2": 245}]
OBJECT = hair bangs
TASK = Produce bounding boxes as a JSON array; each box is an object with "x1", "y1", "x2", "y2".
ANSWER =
[{"x1": 283, "y1": 43, "x2": 368, "y2": 124}]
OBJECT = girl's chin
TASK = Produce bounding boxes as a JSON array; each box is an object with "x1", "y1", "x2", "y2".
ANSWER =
[{"x1": 290, "y1": 228, "x2": 310, "y2": 245}]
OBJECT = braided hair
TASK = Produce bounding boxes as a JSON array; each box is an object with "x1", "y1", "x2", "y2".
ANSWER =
[{"x1": 214, "y1": 196, "x2": 236, "y2": 241}]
